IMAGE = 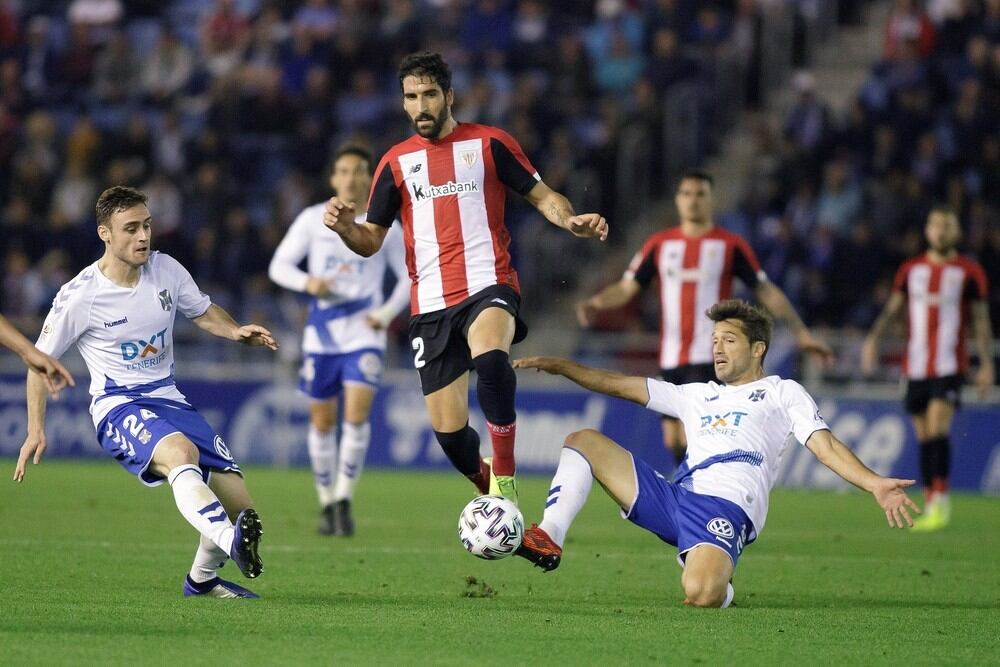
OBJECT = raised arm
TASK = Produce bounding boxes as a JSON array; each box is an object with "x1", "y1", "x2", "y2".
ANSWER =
[
  {"x1": 0, "y1": 315, "x2": 74, "y2": 398},
  {"x1": 191, "y1": 304, "x2": 278, "y2": 350},
  {"x1": 323, "y1": 197, "x2": 389, "y2": 257},
  {"x1": 14, "y1": 371, "x2": 51, "y2": 482},
  {"x1": 861, "y1": 291, "x2": 905, "y2": 375},
  {"x1": 513, "y1": 356, "x2": 648, "y2": 405},
  {"x1": 576, "y1": 278, "x2": 641, "y2": 327},
  {"x1": 755, "y1": 280, "x2": 834, "y2": 363},
  {"x1": 805, "y1": 429, "x2": 920, "y2": 528},
  {"x1": 970, "y1": 299, "x2": 995, "y2": 398},
  {"x1": 523, "y1": 181, "x2": 608, "y2": 241}
]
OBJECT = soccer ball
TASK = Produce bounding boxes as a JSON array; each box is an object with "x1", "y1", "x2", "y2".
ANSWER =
[{"x1": 458, "y1": 495, "x2": 524, "y2": 560}]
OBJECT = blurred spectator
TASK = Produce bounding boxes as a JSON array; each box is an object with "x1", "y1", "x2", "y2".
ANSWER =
[
  {"x1": 784, "y1": 72, "x2": 831, "y2": 153},
  {"x1": 50, "y1": 162, "x2": 98, "y2": 226},
  {"x1": 68, "y1": 0, "x2": 123, "y2": 45},
  {"x1": 92, "y1": 29, "x2": 139, "y2": 103},
  {"x1": 141, "y1": 28, "x2": 194, "y2": 103},
  {"x1": 200, "y1": 0, "x2": 250, "y2": 78},
  {"x1": 816, "y1": 160, "x2": 862, "y2": 237},
  {"x1": 292, "y1": 0, "x2": 338, "y2": 42},
  {"x1": 884, "y1": 0, "x2": 936, "y2": 59},
  {"x1": 646, "y1": 28, "x2": 699, "y2": 92}
]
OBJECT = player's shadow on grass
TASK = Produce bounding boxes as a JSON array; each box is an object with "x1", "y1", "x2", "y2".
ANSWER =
[{"x1": 749, "y1": 593, "x2": 997, "y2": 610}]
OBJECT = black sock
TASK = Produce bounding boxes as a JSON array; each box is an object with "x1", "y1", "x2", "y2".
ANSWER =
[
  {"x1": 434, "y1": 425, "x2": 481, "y2": 477},
  {"x1": 934, "y1": 436, "x2": 951, "y2": 481},
  {"x1": 472, "y1": 350, "x2": 517, "y2": 425},
  {"x1": 918, "y1": 439, "x2": 935, "y2": 489}
]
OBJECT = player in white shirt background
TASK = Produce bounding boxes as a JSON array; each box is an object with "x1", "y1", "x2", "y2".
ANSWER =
[
  {"x1": 269, "y1": 145, "x2": 410, "y2": 536},
  {"x1": 14, "y1": 186, "x2": 279, "y2": 599},
  {"x1": 513, "y1": 299, "x2": 919, "y2": 608}
]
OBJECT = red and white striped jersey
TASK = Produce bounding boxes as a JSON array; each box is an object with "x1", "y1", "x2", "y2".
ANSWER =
[
  {"x1": 366, "y1": 123, "x2": 541, "y2": 314},
  {"x1": 625, "y1": 227, "x2": 767, "y2": 369},
  {"x1": 892, "y1": 254, "x2": 988, "y2": 380}
]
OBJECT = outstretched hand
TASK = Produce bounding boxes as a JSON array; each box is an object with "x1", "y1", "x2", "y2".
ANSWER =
[
  {"x1": 23, "y1": 347, "x2": 75, "y2": 399},
  {"x1": 234, "y1": 324, "x2": 278, "y2": 350},
  {"x1": 13, "y1": 431, "x2": 46, "y2": 482},
  {"x1": 872, "y1": 477, "x2": 921, "y2": 528},
  {"x1": 512, "y1": 356, "x2": 562, "y2": 374},
  {"x1": 567, "y1": 213, "x2": 608, "y2": 241}
]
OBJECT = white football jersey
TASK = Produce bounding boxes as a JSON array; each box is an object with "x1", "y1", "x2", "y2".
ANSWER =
[
  {"x1": 36, "y1": 252, "x2": 211, "y2": 428},
  {"x1": 646, "y1": 375, "x2": 829, "y2": 536},
  {"x1": 268, "y1": 206, "x2": 410, "y2": 355}
]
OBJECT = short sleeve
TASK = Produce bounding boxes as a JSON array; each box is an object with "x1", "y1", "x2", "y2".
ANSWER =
[
  {"x1": 161, "y1": 254, "x2": 211, "y2": 318},
  {"x1": 892, "y1": 262, "x2": 910, "y2": 294},
  {"x1": 35, "y1": 288, "x2": 90, "y2": 359},
  {"x1": 623, "y1": 237, "x2": 659, "y2": 288},
  {"x1": 964, "y1": 261, "x2": 988, "y2": 301},
  {"x1": 732, "y1": 236, "x2": 767, "y2": 288},
  {"x1": 645, "y1": 378, "x2": 686, "y2": 418},
  {"x1": 779, "y1": 380, "x2": 829, "y2": 446},
  {"x1": 367, "y1": 157, "x2": 402, "y2": 228},
  {"x1": 489, "y1": 133, "x2": 541, "y2": 196}
]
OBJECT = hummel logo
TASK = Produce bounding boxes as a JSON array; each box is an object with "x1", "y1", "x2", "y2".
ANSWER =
[
  {"x1": 408, "y1": 164, "x2": 423, "y2": 175},
  {"x1": 104, "y1": 317, "x2": 129, "y2": 328},
  {"x1": 704, "y1": 394, "x2": 719, "y2": 402},
  {"x1": 490, "y1": 298, "x2": 508, "y2": 305}
]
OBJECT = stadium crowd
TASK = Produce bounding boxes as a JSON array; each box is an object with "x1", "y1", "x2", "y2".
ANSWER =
[
  {"x1": 723, "y1": 0, "x2": 1000, "y2": 332},
  {"x1": 0, "y1": 0, "x2": 997, "y2": 353}
]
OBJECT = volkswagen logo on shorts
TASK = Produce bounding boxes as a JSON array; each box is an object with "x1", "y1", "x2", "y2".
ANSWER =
[
  {"x1": 707, "y1": 517, "x2": 735, "y2": 539},
  {"x1": 214, "y1": 435, "x2": 234, "y2": 462}
]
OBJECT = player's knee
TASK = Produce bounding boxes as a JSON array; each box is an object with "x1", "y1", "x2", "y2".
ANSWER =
[
  {"x1": 157, "y1": 437, "x2": 200, "y2": 468},
  {"x1": 564, "y1": 429, "x2": 604, "y2": 457},
  {"x1": 683, "y1": 577, "x2": 727, "y2": 608},
  {"x1": 311, "y1": 412, "x2": 336, "y2": 434}
]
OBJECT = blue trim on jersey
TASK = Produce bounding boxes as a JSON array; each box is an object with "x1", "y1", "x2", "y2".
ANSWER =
[
  {"x1": 307, "y1": 296, "x2": 373, "y2": 348},
  {"x1": 97, "y1": 374, "x2": 179, "y2": 402},
  {"x1": 674, "y1": 449, "x2": 764, "y2": 483}
]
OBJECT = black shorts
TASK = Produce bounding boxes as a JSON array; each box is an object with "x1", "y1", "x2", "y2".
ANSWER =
[
  {"x1": 659, "y1": 363, "x2": 717, "y2": 385},
  {"x1": 407, "y1": 285, "x2": 528, "y2": 395},
  {"x1": 904, "y1": 374, "x2": 963, "y2": 414}
]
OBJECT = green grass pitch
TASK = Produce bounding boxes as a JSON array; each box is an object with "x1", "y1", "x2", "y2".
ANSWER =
[{"x1": 2, "y1": 460, "x2": 998, "y2": 665}]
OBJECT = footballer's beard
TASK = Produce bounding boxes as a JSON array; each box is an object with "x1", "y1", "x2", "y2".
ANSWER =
[
  {"x1": 413, "y1": 109, "x2": 449, "y2": 138},
  {"x1": 930, "y1": 240, "x2": 956, "y2": 255}
]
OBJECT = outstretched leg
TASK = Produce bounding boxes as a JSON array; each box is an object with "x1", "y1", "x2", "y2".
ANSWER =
[{"x1": 517, "y1": 429, "x2": 637, "y2": 570}]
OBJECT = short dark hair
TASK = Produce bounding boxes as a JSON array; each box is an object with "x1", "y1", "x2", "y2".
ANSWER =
[
  {"x1": 706, "y1": 299, "x2": 772, "y2": 361},
  {"x1": 96, "y1": 186, "x2": 147, "y2": 228},
  {"x1": 398, "y1": 51, "x2": 452, "y2": 93},
  {"x1": 678, "y1": 169, "x2": 714, "y2": 189},
  {"x1": 332, "y1": 144, "x2": 373, "y2": 175}
]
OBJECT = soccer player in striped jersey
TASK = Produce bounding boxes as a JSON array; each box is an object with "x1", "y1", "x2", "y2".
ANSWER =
[
  {"x1": 513, "y1": 299, "x2": 918, "y2": 607},
  {"x1": 323, "y1": 52, "x2": 608, "y2": 505},
  {"x1": 0, "y1": 314, "x2": 75, "y2": 397},
  {"x1": 862, "y1": 206, "x2": 994, "y2": 531},
  {"x1": 14, "y1": 186, "x2": 277, "y2": 598},
  {"x1": 577, "y1": 171, "x2": 832, "y2": 463},
  {"x1": 269, "y1": 145, "x2": 410, "y2": 536}
]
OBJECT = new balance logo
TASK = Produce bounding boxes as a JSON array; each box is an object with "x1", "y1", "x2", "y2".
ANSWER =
[
  {"x1": 408, "y1": 163, "x2": 423, "y2": 175},
  {"x1": 411, "y1": 180, "x2": 479, "y2": 201}
]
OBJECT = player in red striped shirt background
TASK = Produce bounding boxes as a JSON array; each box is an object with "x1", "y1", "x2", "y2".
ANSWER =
[
  {"x1": 577, "y1": 171, "x2": 833, "y2": 463},
  {"x1": 863, "y1": 206, "x2": 994, "y2": 531},
  {"x1": 323, "y1": 52, "x2": 608, "y2": 505}
]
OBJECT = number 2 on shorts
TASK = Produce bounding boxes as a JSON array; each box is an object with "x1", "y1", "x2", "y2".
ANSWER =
[{"x1": 411, "y1": 337, "x2": 426, "y2": 368}]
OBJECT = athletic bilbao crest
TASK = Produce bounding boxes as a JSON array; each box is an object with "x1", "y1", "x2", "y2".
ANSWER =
[{"x1": 459, "y1": 150, "x2": 478, "y2": 168}]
